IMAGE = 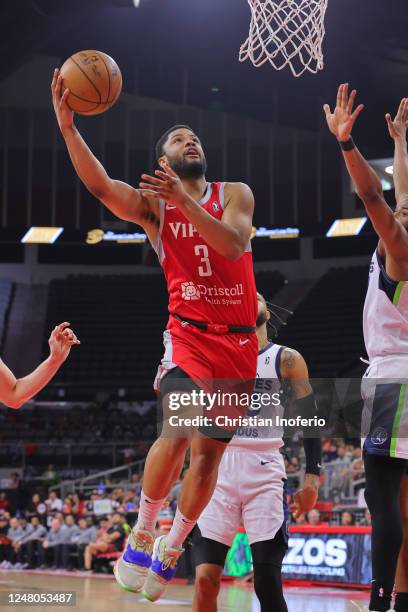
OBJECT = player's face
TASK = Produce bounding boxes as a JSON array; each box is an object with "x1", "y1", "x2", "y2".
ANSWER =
[
  {"x1": 394, "y1": 204, "x2": 408, "y2": 230},
  {"x1": 256, "y1": 293, "x2": 269, "y2": 328},
  {"x1": 162, "y1": 129, "x2": 207, "y2": 179}
]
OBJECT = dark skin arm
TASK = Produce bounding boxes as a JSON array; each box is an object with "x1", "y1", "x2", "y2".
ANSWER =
[
  {"x1": 382, "y1": 98, "x2": 408, "y2": 270},
  {"x1": 386, "y1": 98, "x2": 408, "y2": 205},
  {"x1": 324, "y1": 83, "x2": 408, "y2": 281},
  {"x1": 140, "y1": 164, "x2": 254, "y2": 261},
  {"x1": 280, "y1": 348, "x2": 319, "y2": 518}
]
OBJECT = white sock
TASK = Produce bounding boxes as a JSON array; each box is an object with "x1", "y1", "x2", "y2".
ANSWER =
[
  {"x1": 135, "y1": 490, "x2": 166, "y2": 534},
  {"x1": 166, "y1": 507, "x2": 195, "y2": 549}
]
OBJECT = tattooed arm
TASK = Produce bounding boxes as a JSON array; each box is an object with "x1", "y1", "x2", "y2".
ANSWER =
[
  {"x1": 280, "y1": 347, "x2": 321, "y2": 517},
  {"x1": 280, "y1": 348, "x2": 312, "y2": 400}
]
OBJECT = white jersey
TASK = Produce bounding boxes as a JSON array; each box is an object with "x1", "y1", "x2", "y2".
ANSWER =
[
  {"x1": 364, "y1": 250, "x2": 408, "y2": 361},
  {"x1": 227, "y1": 342, "x2": 287, "y2": 452}
]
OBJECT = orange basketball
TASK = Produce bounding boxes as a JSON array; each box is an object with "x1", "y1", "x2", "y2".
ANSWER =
[
  {"x1": 60, "y1": 50, "x2": 122, "y2": 116},
  {"x1": 293, "y1": 485, "x2": 319, "y2": 517}
]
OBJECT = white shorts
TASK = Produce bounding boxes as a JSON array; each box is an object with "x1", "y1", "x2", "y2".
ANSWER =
[
  {"x1": 362, "y1": 355, "x2": 408, "y2": 460},
  {"x1": 197, "y1": 448, "x2": 287, "y2": 547}
]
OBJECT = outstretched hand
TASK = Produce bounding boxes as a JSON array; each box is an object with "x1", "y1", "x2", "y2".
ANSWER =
[
  {"x1": 48, "y1": 322, "x2": 80, "y2": 363},
  {"x1": 139, "y1": 163, "x2": 188, "y2": 209},
  {"x1": 51, "y1": 68, "x2": 74, "y2": 133},
  {"x1": 386, "y1": 98, "x2": 408, "y2": 141},
  {"x1": 323, "y1": 83, "x2": 364, "y2": 142}
]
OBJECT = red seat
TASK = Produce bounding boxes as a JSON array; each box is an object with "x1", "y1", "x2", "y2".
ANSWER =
[
  {"x1": 95, "y1": 538, "x2": 126, "y2": 560},
  {"x1": 96, "y1": 551, "x2": 121, "y2": 560}
]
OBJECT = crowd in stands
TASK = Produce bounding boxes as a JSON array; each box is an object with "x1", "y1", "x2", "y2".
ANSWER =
[
  {"x1": 0, "y1": 391, "x2": 370, "y2": 574},
  {"x1": 0, "y1": 512, "x2": 128, "y2": 571},
  {"x1": 0, "y1": 401, "x2": 156, "y2": 476},
  {"x1": 0, "y1": 400, "x2": 363, "y2": 490},
  {"x1": 0, "y1": 434, "x2": 369, "y2": 574},
  {"x1": 284, "y1": 438, "x2": 364, "y2": 495},
  {"x1": 0, "y1": 478, "x2": 141, "y2": 571},
  {"x1": 0, "y1": 401, "x2": 156, "y2": 447},
  {"x1": 298, "y1": 507, "x2": 372, "y2": 528}
]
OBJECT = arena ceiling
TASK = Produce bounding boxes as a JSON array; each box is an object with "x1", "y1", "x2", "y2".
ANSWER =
[{"x1": 2, "y1": 0, "x2": 408, "y2": 156}]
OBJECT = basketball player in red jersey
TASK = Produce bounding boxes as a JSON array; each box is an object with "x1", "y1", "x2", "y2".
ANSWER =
[{"x1": 51, "y1": 70, "x2": 258, "y2": 601}]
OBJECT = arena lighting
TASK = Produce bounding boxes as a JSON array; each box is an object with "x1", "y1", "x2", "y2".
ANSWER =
[
  {"x1": 112, "y1": 0, "x2": 140, "y2": 6},
  {"x1": 251, "y1": 226, "x2": 300, "y2": 239},
  {"x1": 21, "y1": 227, "x2": 64, "y2": 244},
  {"x1": 86, "y1": 229, "x2": 147, "y2": 244},
  {"x1": 385, "y1": 165, "x2": 394, "y2": 175},
  {"x1": 326, "y1": 217, "x2": 367, "y2": 238}
]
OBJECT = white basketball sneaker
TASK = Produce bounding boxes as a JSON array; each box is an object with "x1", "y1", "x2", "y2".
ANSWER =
[
  {"x1": 141, "y1": 535, "x2": 184, "y2": 602},
  {"x1": 113, "y1": 527, "x2": 154, "y2": 593}
]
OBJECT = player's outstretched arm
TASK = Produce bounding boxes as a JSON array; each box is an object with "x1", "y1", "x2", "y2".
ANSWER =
[
  {"x1": 140, "y1": 164, "x2": 254, "y2": 260},
  {"x1": 0, "y1": 323, "x2": 80, "y2": 410},
  {"x1": 281, "y1": 349, "x2": 320, "y2": 518},
  {"x1": 386, "y1": 98, "x2": 408, "y2": 207},
  {"x1": 51, "y1": 69, "x2": 158, "y2": 231},
  {"x1": 324, "y1": 83, "x2": 408, "y2": 260}
]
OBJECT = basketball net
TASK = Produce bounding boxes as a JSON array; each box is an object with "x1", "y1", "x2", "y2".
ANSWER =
[{"x1": 239, "y1": 0, "x2": 328, "y2": 77}]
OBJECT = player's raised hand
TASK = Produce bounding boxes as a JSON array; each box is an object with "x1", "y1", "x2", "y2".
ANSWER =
[
  {"x1": 293, "y1": 474, "x2": 319, "y2": 519},
  {"x1": 386, "y1": 98, "x2": 408, "y2": 141},
  {"x1": 48, "y1": 322, "x2": 80, "y2": 363},
  {"x1": 323, "y1": 83, "x2": 365, "y2": 142},
  {"x1": 139, "y1": 163, "x2": 188, "y2": 209},
  {"x1": 51, "y1": 68, "x2": 74, "y2": 133}
]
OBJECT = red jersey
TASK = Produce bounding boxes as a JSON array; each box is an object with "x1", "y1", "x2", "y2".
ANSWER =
[{"x1": 152, "y1": 182, "x2": 257, "y2": 327}]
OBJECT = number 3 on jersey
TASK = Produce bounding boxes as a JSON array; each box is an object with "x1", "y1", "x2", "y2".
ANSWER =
[{"x1": 194, "y1": 244, "x2": 212, "y2": 277}]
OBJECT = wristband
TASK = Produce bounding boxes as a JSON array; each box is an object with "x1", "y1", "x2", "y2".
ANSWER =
[
  {"x1": 303, "y1": 437, "x2": 322, "y2": 476},
  {"x1": 294, "y1": 394, "x2": 322, "y2": 476},
  {"x1": 338, "y1": 137, "x2": 355, "y2": 151}
]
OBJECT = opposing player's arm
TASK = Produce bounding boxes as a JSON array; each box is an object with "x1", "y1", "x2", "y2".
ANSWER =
[
  {"x1": 51, "y1": 69, "x2": 159, "y2": 233},
  {"x1": 280, "y1": 348, "x2": 312, "y2": 399},
  {"x1": 324, "y1": 84, "x2": 408, "y2": 261},
  {"x1": 0, "y1": 323, "x2": 80, "y2": 410},
  {"x1": 386, "y1": 98, "x2": 408, "y2": 206},
  {"x1": 341, "y1": 147, "x2": 408, "y2": 259},
  {"x1": 281, "y1": 348, "x2": 321, "y2": 517},
  {"x1": 140, "y1": 164, "x2": 254, "y2": 260}
]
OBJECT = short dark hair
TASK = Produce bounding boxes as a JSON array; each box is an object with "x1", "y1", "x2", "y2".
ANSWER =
[{"x1": 155, "y1": 124, "x2": 196, "y2": 161}]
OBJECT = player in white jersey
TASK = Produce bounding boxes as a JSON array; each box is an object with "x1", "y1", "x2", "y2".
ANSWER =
[
  {"x1": 324, "y1": 85, "x2": 408, "y2": 612},
  {"x1": 192, "y1": 293, "x2": 321, "y2": 612}
]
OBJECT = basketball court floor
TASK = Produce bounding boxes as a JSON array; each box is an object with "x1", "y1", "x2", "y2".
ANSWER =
[{"x1": 0, "y1": 571, "x2": 369, "y2": 611}]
